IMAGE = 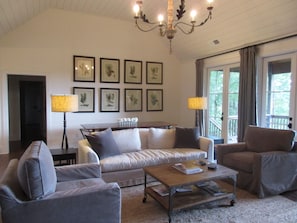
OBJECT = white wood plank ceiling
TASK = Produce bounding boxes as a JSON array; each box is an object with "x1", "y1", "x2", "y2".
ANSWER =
[{"x1": 0, "y1": 0, "x2": 297, "y2": 60}]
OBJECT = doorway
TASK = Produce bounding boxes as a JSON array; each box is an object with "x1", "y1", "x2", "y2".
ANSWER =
[{"x1": 8, "y1": 75, "x2": 47, "y2": 152}]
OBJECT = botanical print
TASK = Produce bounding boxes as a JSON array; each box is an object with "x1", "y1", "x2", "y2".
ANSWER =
[
  {"x1": 147, "y1": 89, "x2": 163, "y2": 111},
  {"x1": 73, "y1": 87, "x2": 94, "y2": 112},
  {"x1": 74, "y1": 56, "x2": 95, "y2": 82},
  {"x1": 125, "y1": 60, "x2": 142, "y2": 84},
  {"x1": 125, "y1": 89, "x2": 142, "y2": 111},
  {"x1": 100, "y1": 88, "x2": 119, "y2": 112},
  {"x1": 146, "y1": 62, "x2": 163, "y2": 84},
  {"x1": 100, "y1": 58, "x2": 120, "y2": 83}
]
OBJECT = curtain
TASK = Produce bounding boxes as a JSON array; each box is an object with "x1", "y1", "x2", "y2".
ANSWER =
[
  {"x1": 195, "y1": 59, "x2": 204, "y2": 135},
  {"x1": 237, "y1": 46, "x2": 257, "y2": 141}
]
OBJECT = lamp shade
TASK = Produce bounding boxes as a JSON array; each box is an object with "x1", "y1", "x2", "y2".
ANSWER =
[
  {"x1": 188, "y1": 97, "x2": 207, "y2": 110},
  {"x1": 51, "y1": 94, "x2": 78, "y2": 112}
]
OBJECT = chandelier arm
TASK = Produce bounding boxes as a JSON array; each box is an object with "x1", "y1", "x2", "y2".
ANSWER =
[{"x1": 134, "y1": 19, "x2": 162, "y2": 32}]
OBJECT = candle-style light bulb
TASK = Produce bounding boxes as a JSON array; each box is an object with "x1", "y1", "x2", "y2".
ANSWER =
[
  {"x1": 190, "y1": 10, "x2": 197, "y2": 22},
  {"x1": 133, "y1": 4, "x2": 140, "y2": 17},
  {"x1": 158, "y1": 14, "x2": 164, "y2": 25}
]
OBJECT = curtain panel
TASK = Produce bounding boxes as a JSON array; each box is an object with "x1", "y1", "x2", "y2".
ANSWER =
[
  {"x1": 195, "y1": 59, "x2": 205, "y2": 135},
  {"x1": 238, "y1": 46, "x2": 257, "y2": 142}
]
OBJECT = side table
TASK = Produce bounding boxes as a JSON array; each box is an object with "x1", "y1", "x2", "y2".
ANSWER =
[{"x1": 50, "y1": 148, "x2": 77, "y2": 166}]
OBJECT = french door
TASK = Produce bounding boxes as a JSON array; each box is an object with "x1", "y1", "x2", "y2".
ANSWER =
[
  {"x1": 261, "y1": 53, "x2": 297, "y2": 130},
  {"x1": 206, "y1": 64, "x2": 240, "y2": 143}
]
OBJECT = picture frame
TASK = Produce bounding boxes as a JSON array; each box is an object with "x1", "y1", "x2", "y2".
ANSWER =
[
  {"x1": 125, "y1": 88, "x2": 142, "y2": 112},
  {"x1": 124, "y1": 60, "x2": 142, "y2": 84},
  {"x1": 73, "y1": 87, "x2": 95, "y2": 113},
  {"x1": 100, "y1": 88, "x2": 120, "y2": 112},
  {"x1": 146, "y1": 61, "x2": 163, "y2": 84},
  {"x1": 100, "y1": 58, "x2": 120, "y2": 83},
  {"x1": 73, "y1": 55, "x2": 95, "y2": 82},
  {"x1": 146, "y1": 89, "x2": 163, "y2": 111}
]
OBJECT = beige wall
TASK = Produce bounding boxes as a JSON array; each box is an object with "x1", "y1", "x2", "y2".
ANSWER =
[{"x1": 0, "y1": 9, "x2": 198, "y2": 153}]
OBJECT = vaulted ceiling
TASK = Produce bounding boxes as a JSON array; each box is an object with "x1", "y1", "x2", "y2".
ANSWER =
[{"x1": 1, "y1": 0, "x2": 297, "y2": 60}]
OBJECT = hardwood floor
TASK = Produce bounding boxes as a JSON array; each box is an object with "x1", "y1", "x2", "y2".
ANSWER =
[{"x1": 0, "y1": 141, "x2": 25, "y2": 177}]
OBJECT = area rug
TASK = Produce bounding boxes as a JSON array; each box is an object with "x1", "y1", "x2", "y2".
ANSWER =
[{"x1": 121, "y1": 182, "x2": 297, "y2": 223}]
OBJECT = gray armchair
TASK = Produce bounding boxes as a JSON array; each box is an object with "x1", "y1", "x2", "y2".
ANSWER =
[
  {"x1": 217, "y1": 125, "x2": 297, "y2": 198},
  {"x1": 0, "y1": 141, "x2": 121, "y2": 223}
]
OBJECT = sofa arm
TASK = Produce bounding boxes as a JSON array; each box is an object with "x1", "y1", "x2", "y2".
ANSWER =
[
  {"x1": 216, "y1": 143, "x2": 246, "y2": 164},
  {"x1": 2, "y1": 182, "x2": 121, "y2": 223},
  {"x1": 78, "y1": 139, "x2": 100, "y2": 164},
  {"x1": 55, "y1": 163, "x2": 102, "y2": 182},
  {"x1": 254, "y1": 151, "x2": 297, "y2": 198},
  {"x1": 199, "y1": 136, "x2": 214, "y2": 162}
]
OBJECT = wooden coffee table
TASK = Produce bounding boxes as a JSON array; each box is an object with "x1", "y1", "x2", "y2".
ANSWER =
[{"x1": 143, "y1": 163, "x2": 238, "y2": 223}]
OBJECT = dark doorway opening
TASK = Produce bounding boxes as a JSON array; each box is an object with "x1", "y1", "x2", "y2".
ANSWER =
[{"x1": 8, "y1": 75, "x2": 47, "y2": 152}]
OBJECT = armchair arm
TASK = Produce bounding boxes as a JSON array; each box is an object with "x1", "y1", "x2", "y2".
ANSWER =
[
  {"x1": 216, "y1": 143, "x2": 247, "y2": 164},
  {"x1": 199, "y1": 136, "x2": 214, "y2": 162},
  {"x1": 253, "y1": 151, "x2": 297, "y2": 198},
  {"x1": 55, "y1": 163, "x2": 102, "y2": 182},
  {"x1": 2, "y1": 182, "x2": 121, "y2": 223}
]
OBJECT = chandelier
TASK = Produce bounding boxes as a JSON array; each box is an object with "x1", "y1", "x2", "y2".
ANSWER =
[{"x1": 133, "y1": 0, "x2": 214, "y2": 53}]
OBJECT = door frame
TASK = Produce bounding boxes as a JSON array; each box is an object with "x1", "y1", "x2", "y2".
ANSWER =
[{"x1": 7, "y1": 74, "x2": 47, "y2": 150}]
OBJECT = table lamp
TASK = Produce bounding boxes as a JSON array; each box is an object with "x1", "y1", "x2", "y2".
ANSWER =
[
  {"x1": 51, "y1": 94, "x2": 78, "y2": 149},
  {"x1": 188, "y1": 97, "x2": 208, "y2": 136}
]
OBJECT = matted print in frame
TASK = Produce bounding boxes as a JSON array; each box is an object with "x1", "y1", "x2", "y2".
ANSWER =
[
  {"x1": 146, "y1": 61, "x2": 163, "y2": 84},
  {"x1": 100, "y1": 58, "x2": 120, "y2": 83},
  {"x1": 125, "y1": 88, "x2": 142, "y2": 112},
  {"x1": 73, "y1": 55, "x2": 95, "y2": 82},
  {"x1": 146, "y1": 89, "x2": 163, "y2": 111},
  {"x1": 124, "y1": 60, "x2": 142, "y2": 84},
  {"x1": 73, "y1": 87, "x2": 95, "y2": 113},
  {"x1": 100, "y1": 88, "x2": 120, "y2": 112}
]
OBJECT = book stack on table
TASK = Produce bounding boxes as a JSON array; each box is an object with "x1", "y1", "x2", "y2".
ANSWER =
[{"x1": 172, "y1": 162, "x2": 203, "y2": 174}]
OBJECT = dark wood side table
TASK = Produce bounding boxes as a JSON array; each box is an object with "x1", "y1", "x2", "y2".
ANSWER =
[{"x1": 50, "y1": 148, "x2": 77, "y2": 166}]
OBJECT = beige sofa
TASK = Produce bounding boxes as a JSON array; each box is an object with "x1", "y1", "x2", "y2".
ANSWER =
[{"x1": 78, "y1": 127, "x2": 214, "y2": 187}]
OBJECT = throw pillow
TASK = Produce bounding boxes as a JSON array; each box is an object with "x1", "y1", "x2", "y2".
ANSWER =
[
  {"x1": 174, "y1": 127, "x2": 200, "y2": 148},
  {"x1": 17, "y1": 141, "x2": 57, "y2": 200},
  {"x1": 148, "y1": 128, "x2": 175, "y2": 149},
  {"x1": 112, "y1": 128, "x2": 141, "y2": 153},
  {"x1": 86, "y1": 128, "x2": 121, "y2": 159}
]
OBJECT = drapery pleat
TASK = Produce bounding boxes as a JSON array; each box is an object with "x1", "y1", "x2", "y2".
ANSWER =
[
  {"x1": 195, "y1": 59, "x2": 204, "y2": 135},
  {"x1": 237, "y1": 46, "x2": 257, "y2": 142}
]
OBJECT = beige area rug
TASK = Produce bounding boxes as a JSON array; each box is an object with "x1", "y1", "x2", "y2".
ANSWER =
[{"x1": 121, "y1": 182, "x2": 297, "y2": 223}]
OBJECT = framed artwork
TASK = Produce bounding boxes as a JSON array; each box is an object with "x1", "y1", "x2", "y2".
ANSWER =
[
  {"x1": 147, "y1": 89, "x2": 163, "y2": 111},
  {"x1": 124, "y1": 60, "x2": 142, "y2": 84},
  {"x1": 125, "y1": 88, "x2": 142, "y2": 112},
  {"x1": 100, "y1": 88, "x2": 120, "y2": 112},
  {"x1": 100, "y1": 58, "x2": 120, "y2": 83},
  {"x1": 73, "y1": 87, "x2": 95, "y2": 112},
  {"x1": 146, "y1": 61, "x2": 163, "y2": 84},
  {"x1": 73, "y1": 55, "x2": 95, "y2": 82}
]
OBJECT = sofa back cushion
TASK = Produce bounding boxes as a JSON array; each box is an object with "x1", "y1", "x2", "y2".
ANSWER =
[
  {"x1": 112, "y1": 128, "x2": 141, "y2": 153},
  {"x1": 245, "y1": 125, "x2": 295, "y2": 152},
  {"x1": 17, "y1": 141, "x2": 57, "y2": 200},
  {"x1": 138, "y1": 128, "x2": 150, "y2": 149},
  {"x1": 148, "y1": 128, "x2": 175, "y2": 149}
]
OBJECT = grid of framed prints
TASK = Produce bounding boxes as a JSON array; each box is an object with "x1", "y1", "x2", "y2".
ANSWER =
[{"x1": 72, "y1": 55, "x2": 164, "y2": 112}]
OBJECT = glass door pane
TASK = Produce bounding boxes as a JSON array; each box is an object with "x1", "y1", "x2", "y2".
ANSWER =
[
  {"x1": 265, "y1": 59, "x2": 291, "y2": 129},
  {"x1": 208, "y1": 69, "x2": 223, "y2": 138}
]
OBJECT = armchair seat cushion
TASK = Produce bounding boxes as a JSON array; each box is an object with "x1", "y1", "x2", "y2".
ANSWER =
[{"x1": 224, "y1": 151, "x2": 255, "y2": 173}]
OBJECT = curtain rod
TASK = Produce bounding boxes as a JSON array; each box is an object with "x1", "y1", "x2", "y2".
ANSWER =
[{"x1": 197, "y1": 33, "x2": 297, "y2": 61}]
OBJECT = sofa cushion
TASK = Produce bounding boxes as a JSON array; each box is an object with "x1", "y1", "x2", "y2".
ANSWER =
[
  {"x1": 245, "y1": 125, "x2": 295, "y2": 152},
  {"x1": 148, "y1": 128, "x2": 175, "y2": 149},
  {"x1": 17, "y1": 141, "x2": 57, "y2": 200},
  {"x1": 112, "y1": 128, "x2": 141, "y2": 153},
  {"x1": 100, "y1": 148, "x2": 206, "y2": 172},
  {"x1": 86, "y1": 128, "x2": 121, "y2": 159},
  {"x1": 138, "y1": 128, "x2": 149, "y2": 149},
  {"x1": 174, "y1": 127, "x2": 199, "y2": 148}
]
